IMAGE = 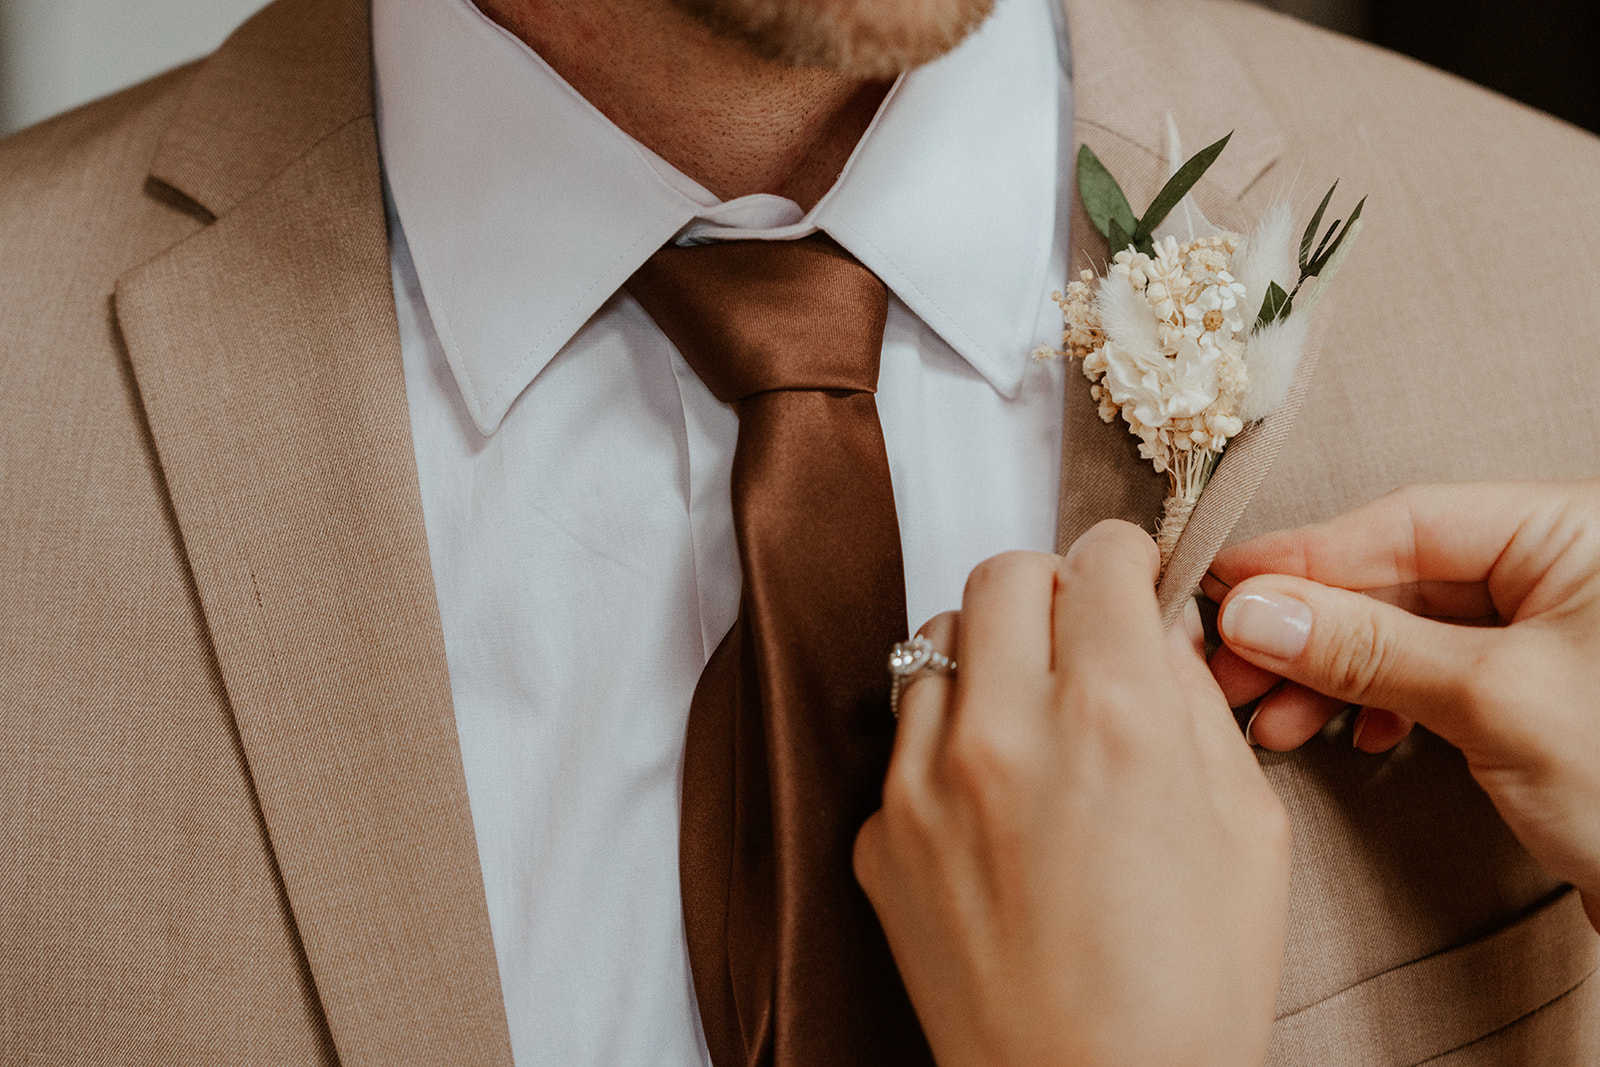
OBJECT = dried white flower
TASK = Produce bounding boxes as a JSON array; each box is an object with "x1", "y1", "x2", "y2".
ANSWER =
[
  {"x1": 1053, "y1": 128, "x2": 1365, "y2": 571},
  {"x1": 1055, "y1": 233, "x2": 1257, "y2": 562}
]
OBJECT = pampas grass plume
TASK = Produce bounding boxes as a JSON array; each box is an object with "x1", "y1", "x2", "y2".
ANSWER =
[
  {"x1": 1233, "y1": 201, "x2": 1304, "y2": 422},
  {"x1": 1238, "y1": 313, "x2": 1309, "y2": 422},
  {"x1": 1096, "y1": 266, "x2": 1162, "y2": 362},
  {"x1": 1233, "y1": 201, "x2": 1296, "y2": 316}
]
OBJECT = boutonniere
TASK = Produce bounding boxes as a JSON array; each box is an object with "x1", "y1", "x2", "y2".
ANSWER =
[{"x1": 1040, "y1": 129, "x2": 1365, "y2": 571}]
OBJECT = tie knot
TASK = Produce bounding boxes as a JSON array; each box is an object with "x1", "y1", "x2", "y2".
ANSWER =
[{"x1": 626, "y1": 235, "x2": 889, "y2": 403}]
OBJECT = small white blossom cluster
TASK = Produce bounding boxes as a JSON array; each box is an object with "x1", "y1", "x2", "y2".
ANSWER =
[
  {"x1": 1052, "y1": 233, "x2": 1250, "y2": 477},
  {"x1": 1048, "y1": 129, "x2": 1361, "y2": 577}
]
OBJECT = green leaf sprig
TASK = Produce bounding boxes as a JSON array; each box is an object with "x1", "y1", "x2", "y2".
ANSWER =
[
  {"x1": 1076, "y1": 133, "x2": 1232, "y2": 260},
  {"x1": 1253, "y1": 183, "x2": 1366, "y2": 329},
  {"x1": 1075, "y1": 133, "x2": 1364, "y2": 334}
]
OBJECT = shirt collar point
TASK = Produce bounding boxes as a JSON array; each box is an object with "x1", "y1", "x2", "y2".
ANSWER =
[
  {"x1": 950, "y1": 337, "x2": 1030, "y2": 399},
  {"x1": 449, "y1": 342, "x2": 561, "y2": 437}
]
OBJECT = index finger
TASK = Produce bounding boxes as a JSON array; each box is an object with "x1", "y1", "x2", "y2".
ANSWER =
[{"x1": 1210, "y1": 480, "x2": 1582, "y2": 591}]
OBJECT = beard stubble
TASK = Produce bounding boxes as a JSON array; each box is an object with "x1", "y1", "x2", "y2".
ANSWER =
[{"x1": 668, "y1": 0, "x2": 999, "y2": 79}]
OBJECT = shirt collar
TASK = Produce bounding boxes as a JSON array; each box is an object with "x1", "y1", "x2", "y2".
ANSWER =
[{"x1": 374, "y1": 0, "x2": 1064, "y2": 435}]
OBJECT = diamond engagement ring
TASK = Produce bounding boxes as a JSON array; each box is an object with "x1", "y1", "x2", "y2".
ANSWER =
[{"x1": 888, "y1": 635, "x2": 957, "y2": 717}]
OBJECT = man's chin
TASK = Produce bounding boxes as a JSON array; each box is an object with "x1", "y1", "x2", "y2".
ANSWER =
[{"x1": 672, "y1": 0, "x2": 998, "y2": 78}]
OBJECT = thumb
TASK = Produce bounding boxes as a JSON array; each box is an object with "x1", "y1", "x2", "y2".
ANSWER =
[{"x1": 1217, "y1": 574, "x2": 1493, "y2": 740}]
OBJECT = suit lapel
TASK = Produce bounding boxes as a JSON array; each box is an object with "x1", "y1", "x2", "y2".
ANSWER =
[
  {"x1": 1056, "y1": 0, "x2": 1320, "y2": 623},
  {"x1": 114, "y1": 0, "x2": 512, "y2": 1062},
  {"x1": 1156, "y1": 311, "x2": 1331, "y2": 625}
]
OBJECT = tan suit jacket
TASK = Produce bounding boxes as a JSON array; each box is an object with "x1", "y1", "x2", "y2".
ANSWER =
[{"x1": 3, "y1": 0, "x2": 1600, "y2": 1062}]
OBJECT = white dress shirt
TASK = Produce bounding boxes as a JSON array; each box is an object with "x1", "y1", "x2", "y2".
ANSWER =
[{"x1": 373, "y1": 0, "x2": 1073, "y2": 1061}]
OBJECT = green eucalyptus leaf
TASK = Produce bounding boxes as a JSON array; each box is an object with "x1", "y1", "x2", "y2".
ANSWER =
[
  {"x1": 1077, "y1": 145, "x2": 1138, "y2": 243},
  {"x1": 1346, "y1": 194, "x2": 1366, "y2": 228},
  {"x1": 1108, "y1": 216, "x2": 1135, "y2": 256},
  {"x1": 1308, "y1": 196, "x2": 1366, "y2": 277},
  {"x1": 1300, "y1": 181, "x2": 1338, "y2": 272},
  {"x1": 1309, "y1": 217, "x2": 1343, "y2": 270},
  {"x1": 1137, "y1": 132, "x2": 1233, "y2": 238},
  {"x1": 1254, "y1": 281, "x2": 1292, "y2": 330}
]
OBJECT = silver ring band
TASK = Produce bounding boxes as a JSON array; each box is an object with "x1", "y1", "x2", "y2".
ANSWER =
[{"x1": 888, "y1": 635, "x2": 957, "y2": 717}]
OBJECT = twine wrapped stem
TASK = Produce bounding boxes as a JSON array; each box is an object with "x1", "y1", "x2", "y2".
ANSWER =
[
  {"x1": 1154, "y1": 446, "x2": 1220, "y2": 574},
  {"x1": 1155, "y1": 493, "x2": 1196, "y2": 572}
]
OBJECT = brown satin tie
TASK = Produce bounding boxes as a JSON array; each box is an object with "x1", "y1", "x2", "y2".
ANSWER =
[{"x1": 627, "y1": 235, "x2": 933, "y2": 1067}]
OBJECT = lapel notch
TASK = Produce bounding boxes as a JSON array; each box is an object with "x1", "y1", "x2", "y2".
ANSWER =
[{"x1": 147, "y1": 0, "x2": 374, "y2": 219}]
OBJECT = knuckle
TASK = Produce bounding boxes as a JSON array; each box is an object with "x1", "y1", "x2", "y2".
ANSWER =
[
  {"x1": 877, "y1": 760, "x2": 942, "y2": 853},
  {"x1": 1084, "y1": 517, "x2": 1149, "y2": 547},
  {"x1": 1321, "y1": 611, "x2": 1394, "y2": 704},
  {"x1": 1064, "y1": 519, "x2": 1157, "y2": 572},
  {"x1": 1454, "y1": 639, "x2": 1522, "y2": 735},
  {"x1": 1063, "y1": 673, "x2": 1162, "y2": 750},
  {"x1": 851, "y1": 818, "x2": 884, "y2": 893},
  {"x1": 964, "y1": 550, "x2": 1055, "y2": 597},
  {"x1": 916, "y1": 609, "x2": 960, "y2": 643},
  {"x1": 942, "y1": 720, "x2": 1038, "y2": 813},
  {"x1": 1219, "y1": 781, "x2": 1292, "y2": 870},
  {"x1": 1381, "y1": 482, "x2": 1431, "y2": 516},
  {"x1": 1381, "y1": 483, "x2": 1420, "y2": 506},
  {"x1": 961, "y1": 557, "x2": 1000, "y2": 599},
  {"x1": 878, "y1": 762, "x2": 921, "y2": 828}
]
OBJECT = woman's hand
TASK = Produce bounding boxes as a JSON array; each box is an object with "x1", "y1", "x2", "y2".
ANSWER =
[
  {"x1": 854, "y1": 521, "x2": 1291, "y2": 1067},
  {"x1": 1207, "y1": 479, "x2": 1600, "y2": 928}
]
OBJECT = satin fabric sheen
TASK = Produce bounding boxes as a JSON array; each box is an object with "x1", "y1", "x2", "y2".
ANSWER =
[{"x1": 627, "y1": 237, "x2": 934, "y2": 1067}]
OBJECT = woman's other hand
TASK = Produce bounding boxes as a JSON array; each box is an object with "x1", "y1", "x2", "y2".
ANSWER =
[{"x1": 1208, "y1": 479, "x2": 1600, "y2": 929}]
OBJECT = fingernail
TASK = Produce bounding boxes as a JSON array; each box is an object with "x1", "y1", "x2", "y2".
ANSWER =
[
  {"x1": 1220, "y1": 591, "x2": 1313, "y2": 661},
  {"x1": 1244, "y1": 706, "x2": 1262, "y2": 747},
  {"x1": 1351, "y1": 707, "x2": 1370, "y2": 751}
]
